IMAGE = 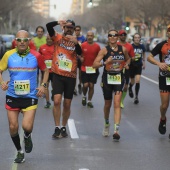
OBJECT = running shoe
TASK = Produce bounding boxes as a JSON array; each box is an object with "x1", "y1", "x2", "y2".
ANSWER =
[
  {"x1": 44, "y1": 102, "x2": 51, "y2": 108},
  {"x1": 134, "y1": 97, "x2": 139, "y2": 104},
  {"x1": 24, "y1": 135, "x2": 33, "y2": 153},
  {"x1": 113, "y1": 132, "x2": 120, "y2": 141},
  {"x1": 73, "y1": 89, "x2": 77, "y2": 96},
  {"x1": 52, "y1": 127, "x2": 61, "y2": 139},
  {"x1": 128, "y1": 87, "x2": 134, "y2": 98},
  {"x1": 82, "y1": 97, "x2": 86, "y2": 106},
  {"x1": 102, "y1": 124, "x2": 110, "y2": 137},
  {"x1": 158, "y1": 117, "x2": 166, "y2": 135},
  {"x1": 60, "y1": 127, "x2": 68, "y2": 138},
  {"x1": 87, "y1": 102, "x2": 94, "y2": 108},
  {"x1": 78, "y1": 84, "x2": 82, "y2": 94},
  {"x1": 14, "y1": 152, "x2": 25, "y2": 163},
  {"x1": 120, "y1": 102, "x2": 124, "y2": 109}
]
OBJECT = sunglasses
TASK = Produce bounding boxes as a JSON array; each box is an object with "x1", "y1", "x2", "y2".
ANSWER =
[
  {"x1": 108, "y1": 34, "x2": 119, "y2": 37},
  {"x1": 120, "y1": 33, "x2": 127, "y2": 36},
  {"x1": 65, "y1": 26, "x2": 74, "y2": 29},
  {"x1": 15, "y1": 38, "x2": 30, "y2": 42}
]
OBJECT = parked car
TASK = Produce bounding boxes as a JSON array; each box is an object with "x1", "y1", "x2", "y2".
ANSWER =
[
  {"x1": 0, "y1": 34, "x2": 15, "y2": 50},
  {"x1": 145, "y1": 37, "x2": 157, "y2": 51},
  {"x1": 0, "y1": 36, "x2": 6, "y2": 59},
  {"x1": 140, "y1": 37, "x2": 149, "y2": 50},
  {"x1": 149, "y1": 38, "x2": 163, "y2": 51}
]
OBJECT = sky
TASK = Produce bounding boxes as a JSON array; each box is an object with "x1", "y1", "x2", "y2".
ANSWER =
[{"x1": 50, "y1": 0, "x2": 73, "y2": 20}]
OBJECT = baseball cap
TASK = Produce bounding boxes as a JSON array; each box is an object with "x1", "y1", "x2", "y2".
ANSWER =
[
  {"x1": 118, "y1": 30, "x2": 127, "y2": 35},
  {"x1": 66, "y1": 19, "x2": 75, "y2": 27}
]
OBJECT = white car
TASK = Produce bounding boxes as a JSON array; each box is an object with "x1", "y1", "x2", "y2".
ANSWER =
[{"x1": 149, "y1": 38, "x2": 163, "y2": 51}]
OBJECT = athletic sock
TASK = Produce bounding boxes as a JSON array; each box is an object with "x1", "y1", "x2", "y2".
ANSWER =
[
  {"x1": 121, "y1": 91, "x2": 127, "y2": 103},
  {"x1": 24, "y1": 131, "x2": 31, "y2": 138},
  {"x1": 105, "y1": 119, "x2": 109, "y2": 125},
  {"x1": 135, "y1": 83, "x2": 140, "y2": 97},
  {"x1": 114, "y1": 124, "x2": 120, "y2": 133},
  {"x1": 11, "y1": 133, "x2": 22, "y2": 151},
  {"x1": 129, "y1": 83, "x2": 133, "y2": 89}
]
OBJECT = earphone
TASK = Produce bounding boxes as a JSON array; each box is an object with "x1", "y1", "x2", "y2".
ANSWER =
[{"x1": 132, "y1": 33, "x2": 141, "y2": 42}]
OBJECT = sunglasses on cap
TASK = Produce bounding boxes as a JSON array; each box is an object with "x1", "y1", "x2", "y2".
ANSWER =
[
  {"x1": 108, "y1": 34, "x2": 119, "y2": 37},
  {"x1": 15, "y1": 38, "x2": 30, "y2": 42},
  {"x1": 120, "y1": 33, "x2": 127, "y2": 36}
]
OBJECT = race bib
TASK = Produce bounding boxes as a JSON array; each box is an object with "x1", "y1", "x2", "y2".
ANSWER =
[
  {"x1": 59, "y1": 58, "x2": 72, "y2": 72},
  {"x1": 14, "y1": 80, "x2": 30, "y2": 95},
  {"x1": 107, "y1": 73, "x2": 121, "y2": 84},
  {"x1": 85, "y1": 66, "x2": 96, "y2": 74},
  {"x1": 166, "y1": 77, "x2": 170, "y2": 85},
  {"x1": 45, "y1": 60, "x2": 52, "y2": 69}
]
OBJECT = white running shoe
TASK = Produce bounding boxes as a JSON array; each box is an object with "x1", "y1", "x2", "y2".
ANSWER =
[{"x1": 102, "y1": 124, "x2": 110, "y2": 137}]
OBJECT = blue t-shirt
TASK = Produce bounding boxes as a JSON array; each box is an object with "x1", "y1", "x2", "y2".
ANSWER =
[
  {"x1": 132, "y1": 43, "x2": 145, "y2": 65},
  {"x1": 77, "y1": 35, "x2": 86, "y2": 44}
]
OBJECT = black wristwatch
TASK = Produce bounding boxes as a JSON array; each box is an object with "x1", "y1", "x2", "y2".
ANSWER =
[{"x1": 41, "y1": 83, "x2": 47, "y2": 88}]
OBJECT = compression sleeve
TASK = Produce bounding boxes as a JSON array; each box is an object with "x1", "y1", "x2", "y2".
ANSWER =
[
  {"x1": 46, "y1": 21, "x2": 58, "y2": 37},
  {"x1": 75, "y1": 43, "x2": 82, "y2": 55}
]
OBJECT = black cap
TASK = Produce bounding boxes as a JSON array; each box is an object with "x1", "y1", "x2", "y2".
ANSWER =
[{"x1": 66, "y1": 19, "x2": 75, "y2": 27}]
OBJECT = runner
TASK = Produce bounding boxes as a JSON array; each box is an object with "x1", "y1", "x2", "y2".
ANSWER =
[
  {"x1": 117, "y1": 30, "x2": 135, "y2": 108},
  {"x1": 33, "y1": 26, "x2": 46, "y2": 51},
  {"x1": 147, "y1": 25, "x2": 170, "y2": 137},
  {"x1": 93, "y1": 29, "x2": 130, "y2": 141},
  {"x1": 81, "y1": 30, "x2": 100, "y2": 108},
  {"x1": 39, "y1": 34, "x2": 54, "y2": 108},
  {"x1": 46, "y1": 19, "x2": 82, "y2": 138},
  {"x1": 0, "y1": 30, "x2": 49, "y2": 163},
  {"x1": 74, "y1": 25, "x2": 86, "y2": 95},
  {"x1": 33, "y1": 26, "x2": 47, "y2": 85},
  {"x1": 129, "y1": 33, "x2": 146, "y2": 104}
]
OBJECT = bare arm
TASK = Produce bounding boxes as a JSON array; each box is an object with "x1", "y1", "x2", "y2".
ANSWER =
[
  {"x1": 142, "y1": 52, "x2": 146, "y2": 69},
  {"x1": 122, "y1": 47, "x2": 131, "y2": 68},
  {"x1": 92, "y1": 47, "x2": 107, "y2": 69},
  {"x1": 36, "y1": 68, "x2": 49, "y2": 97},
  {"x1": 147, "y1": 53, "x2": 168, "y2": 71},
  {"x1": 0, "y1": 70, "x2": 9, "y2": 91}
]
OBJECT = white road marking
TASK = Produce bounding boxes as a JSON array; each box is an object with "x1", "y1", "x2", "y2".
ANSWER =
[
  {"x1": 141, "y1": 75, "x2": 158, "y2": 85},
  {"x1": 68, "y1": 119, "x2": 79, "y2": 139},
  {"x1": 79, "y1": 169, "x2": 89, "y2": 170}
]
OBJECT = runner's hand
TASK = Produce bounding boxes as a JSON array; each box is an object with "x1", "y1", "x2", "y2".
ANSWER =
[
  {"x1": 0, "y1": 81, "x2": 9, "y2": 91},
  {"x1": 36, "y1": 86, "x2": 45, "y2": 97}
]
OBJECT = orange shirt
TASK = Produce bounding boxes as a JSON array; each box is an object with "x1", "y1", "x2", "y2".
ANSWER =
[{"x1": 52, "y1": 34, "x2": 77, "y2": 78}]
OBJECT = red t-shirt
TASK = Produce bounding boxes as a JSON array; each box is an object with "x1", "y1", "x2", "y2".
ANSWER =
[
  {"x1": 39, "y1": 44, "x2": 54, "y2": 72},
  {"x1": 117, "y1": 42, "x2": 135, "y2": 58},
  {"x1": 81, "y1": 42, "x2": 100, "y2": 72}
]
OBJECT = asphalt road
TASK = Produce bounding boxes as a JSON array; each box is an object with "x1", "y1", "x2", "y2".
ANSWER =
[{"x1": 1, "y1": 46, "x2": 170, "y2": 170}]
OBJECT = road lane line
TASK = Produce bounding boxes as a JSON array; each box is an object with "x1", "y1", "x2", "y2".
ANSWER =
[
  {"x1": 141, "y1": 75, "x2": 158, "y2": 85},
  {"x1": 11, "y1": 128, "x2": 24, "y2": 170},
  {"x1": 79, "y1": 169, "x2": 89, "y2": 170},
  {"x1": 68, "y1": 119, "x2": 79, "y2": 139}
]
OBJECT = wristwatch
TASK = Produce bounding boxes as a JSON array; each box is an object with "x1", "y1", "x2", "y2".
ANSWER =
[{"x1": 41, "y1": 83, "x2": 47, "y2": 88}]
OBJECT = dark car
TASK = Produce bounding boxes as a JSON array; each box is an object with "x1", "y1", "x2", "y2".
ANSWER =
[
  {"x1": 0, "y1": 34, "x2": 15, "y2": 50},
  {"x1": 0, "y1": 36, "x2": 6, "y2": 59}
]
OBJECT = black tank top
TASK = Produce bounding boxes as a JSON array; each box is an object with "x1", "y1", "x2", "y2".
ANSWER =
[{"x1": 103, "y1": 45, "x2": 125, "y2": 74}]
